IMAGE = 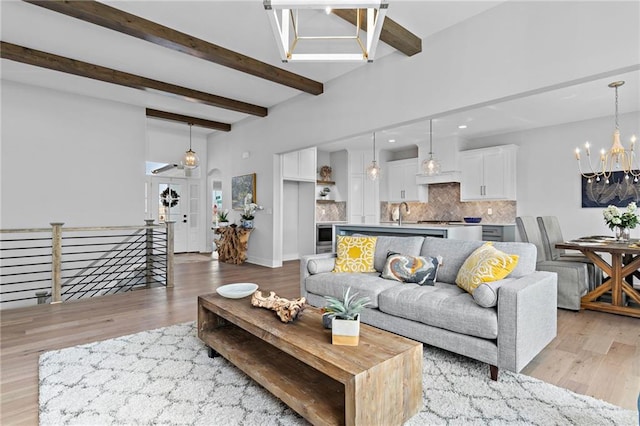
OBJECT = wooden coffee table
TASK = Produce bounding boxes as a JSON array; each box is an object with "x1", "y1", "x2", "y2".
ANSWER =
[{"x1": 197, "y1": 292, "x2": 423, "y2": 426}]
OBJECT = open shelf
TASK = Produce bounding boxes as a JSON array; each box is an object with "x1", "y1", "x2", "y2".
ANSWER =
[{"x1": 316, "y1": 180, "x2": 336, "y2": 185}]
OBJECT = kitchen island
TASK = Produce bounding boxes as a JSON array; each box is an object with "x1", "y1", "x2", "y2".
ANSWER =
[{"x1": 334, "y1": 223, "x2": 482, "y2": 242}]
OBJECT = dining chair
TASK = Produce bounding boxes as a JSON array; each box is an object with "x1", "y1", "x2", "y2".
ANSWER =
[
  {"x1": 537, "y1": 216, "x2": 603, "y2": 291},
  {"x1": 516, "y1": 216, "x2": 589, "y2": 310}
]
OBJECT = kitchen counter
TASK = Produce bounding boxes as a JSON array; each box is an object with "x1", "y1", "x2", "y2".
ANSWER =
[{"x1": 335, "y1": 223, "x2": 483, "y2": 241}]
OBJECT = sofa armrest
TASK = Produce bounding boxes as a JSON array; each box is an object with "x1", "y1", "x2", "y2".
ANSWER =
[
  {"x1": 300, "y1": 253, "x2": 337, "y2": 298},
  {"x1": 497, "y1": 271, "x2": 557, "y2": 373}
]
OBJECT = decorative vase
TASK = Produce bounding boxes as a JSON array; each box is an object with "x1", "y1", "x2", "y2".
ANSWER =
[
  {"x1": 322, "y1": 313, "x2": 334, "y2": 329},
  {"x1": 241, "y1": 219, "x2": 254, "y2": 229},
  {"x1": 615, "y1": 226, "x2": 631, "y2": 241},
  {"x1": 331, "y1": 314, "x2": 360, "y2": 346},
  {"x1": 218, "y1": 221, "x2": 229, "y2": 227}
]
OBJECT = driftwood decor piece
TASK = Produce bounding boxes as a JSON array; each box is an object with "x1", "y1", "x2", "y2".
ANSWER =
[
  {"x1": 251, "y1": 291, "x2": 306, "y2": 323},
  {"x1": 215, "y1": 225, "x2": 252, "y2": 264}
]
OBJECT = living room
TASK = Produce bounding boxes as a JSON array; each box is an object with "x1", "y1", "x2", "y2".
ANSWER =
[{"x1": 1, "y1": 0, "x2": 639, "y2": 424}]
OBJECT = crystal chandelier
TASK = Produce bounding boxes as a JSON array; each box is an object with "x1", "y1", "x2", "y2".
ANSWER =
[
  {"x1": 366, "y1": 132, "x2": 380, "y2": 180},
  {"x1": 575, "y1": 81, "x2": 638, "y2": 183},
  {"x1": 183, "y1": 123, "x2": 199, "y2": 169},
  {"x1": 422, "y1": 119, "x2": 440, "y2": 175}
]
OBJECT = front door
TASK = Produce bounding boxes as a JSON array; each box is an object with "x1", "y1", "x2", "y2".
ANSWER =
[{"x1": 148, "y1": 177, "x2": 200, "y2": 253}]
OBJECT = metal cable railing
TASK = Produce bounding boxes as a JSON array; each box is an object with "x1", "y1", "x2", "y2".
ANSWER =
[{"x1": 0, "y1": 220, "x2": 174, "y2": 309}]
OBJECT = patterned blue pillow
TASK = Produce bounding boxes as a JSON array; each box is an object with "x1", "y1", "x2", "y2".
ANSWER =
[{"x1": 381, "y1": 251, "x2": 441, "y2": 286}]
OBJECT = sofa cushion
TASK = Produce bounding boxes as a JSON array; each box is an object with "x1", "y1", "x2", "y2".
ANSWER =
[
  {"x1": 305, "y1": 273, "x2": 401, "y2": 309},
  {"x1": 381, "y1": 252, "x2": 441, "y2": 286},
  {"x1": 333, "y1": 236, "x2": 377, "y2": 273},
  {"x1": 308, "y1": 257, "x2": 336, "y2": 275},
  {"x1": 420, "y1": 237, "x2": 536, "y2": 284},
  {"x1": 373, "y1": 236, "x2": 425, "y2": 272},
  {"x1": 472, "y1": 278, "x2": 516, "y2": 308},
  {"x1": 456, "y1": 242, "x2": 519, "y2": 294},
  {"x1": 378, "y1": 283, "x2": 498, "y2": 339}
]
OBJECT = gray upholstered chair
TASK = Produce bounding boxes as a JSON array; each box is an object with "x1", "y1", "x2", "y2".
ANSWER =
[
  {"x1": 537, "y1": 216, "x2": 602, "y2": 291},
  {"x1": 516, "y1": 216, "x2": 589, "y2": 310}
]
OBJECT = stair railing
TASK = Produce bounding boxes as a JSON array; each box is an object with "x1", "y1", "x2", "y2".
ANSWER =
[{"x1": 0, "y1": 220, "x2": 174, "y2": 309}]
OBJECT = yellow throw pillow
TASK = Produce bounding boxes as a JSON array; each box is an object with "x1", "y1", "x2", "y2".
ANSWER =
[
  {"x1": 456, "y1": 242, "x2": 519, "y2": 294},
  {"x1": 333, "y1": 235, "x2": 377, "y2": 273}
]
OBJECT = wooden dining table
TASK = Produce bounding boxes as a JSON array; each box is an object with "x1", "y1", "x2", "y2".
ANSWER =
[{"x1": 556, "y1": 238, "x2": 640, "y2": 318}]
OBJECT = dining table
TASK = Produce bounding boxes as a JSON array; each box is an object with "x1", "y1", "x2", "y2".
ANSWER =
[{"x1": 556, "y1": 237, "x2": 640, "y2": 318}]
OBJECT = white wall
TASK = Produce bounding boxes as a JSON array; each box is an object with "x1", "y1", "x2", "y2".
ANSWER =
[
  {"x1": 468, "y1": 111, "x2": 640, "y2": 240},
  {"x1": 1, "y1": 80, "x2": 145, "y2": 228},
  {"x1": 207, "y1": 1, "x2": 640, "y2": 267}
]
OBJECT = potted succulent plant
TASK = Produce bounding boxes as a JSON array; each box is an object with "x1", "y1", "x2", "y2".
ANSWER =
[
  {"x1": 217, "y1": 209, "x2": 229, "y2": 227},
  {"x1": 323, "y1": 287, "x2": 370, "y2": 346}
]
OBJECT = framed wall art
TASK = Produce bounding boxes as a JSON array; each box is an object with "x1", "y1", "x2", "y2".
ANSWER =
[
  {"x1": 581, "y1": 170, "x2": 640, "y2": 207},
  {"x1": 232, "y1": 173, "x2": 256, "y2": 209}
]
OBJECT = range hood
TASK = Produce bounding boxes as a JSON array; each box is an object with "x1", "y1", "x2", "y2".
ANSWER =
[
  {"x1": 415, "y1": 135, "x2": 461, "y2": 184},
  {"x1": 416, "y1": 170, "x2": 461, "y2": 185}
]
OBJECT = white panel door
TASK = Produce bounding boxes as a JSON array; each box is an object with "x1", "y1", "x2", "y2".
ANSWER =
[{"x1": 149, "y1": 177, "x2": 200, "y2": 253}]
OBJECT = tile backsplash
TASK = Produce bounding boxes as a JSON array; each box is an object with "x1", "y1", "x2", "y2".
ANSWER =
[
  {"x1": 316, "y1": 201, "x2": 347, "y2": 222},
  {"x1": 380, "y1": 183, "x2": 516, "y2": 224}
]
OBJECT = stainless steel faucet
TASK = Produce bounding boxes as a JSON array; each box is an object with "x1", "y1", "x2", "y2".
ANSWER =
[{"x1": 399, "y1": 202, "x2": 410, "y2": 226}]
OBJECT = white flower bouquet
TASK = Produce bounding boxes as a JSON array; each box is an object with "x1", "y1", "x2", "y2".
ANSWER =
[{"x1": 603, "y1": 202, "x2": 639, "y2": 230}]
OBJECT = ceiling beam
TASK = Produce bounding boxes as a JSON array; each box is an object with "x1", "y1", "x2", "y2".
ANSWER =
[
  {"x1": 0, "y1": 41, "x2": 268, "y2": 117},
  {"x1": 23, "y1": 0, "x2": 324, "y2": 96},
  {"x1": 146, "y1": 109, "x2": 231, "y2": 132},
  {"x1": 332, "y1": 9, "x2": 422, "y2": 57}
]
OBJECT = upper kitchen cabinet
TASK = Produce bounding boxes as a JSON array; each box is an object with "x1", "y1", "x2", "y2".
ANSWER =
[
  {"x1": 282, "y1": 147, "x2": 316, "y2": 182},
  {"x1": 459, "y1": 145, "x2": 517, "y2": 201},
  {"x1": 385, "y1": 158, "x2": 427, "y2": 202}
]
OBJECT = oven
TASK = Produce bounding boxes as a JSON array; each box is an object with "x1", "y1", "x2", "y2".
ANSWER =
[{"x1": 316, "y1": 223, "x2": 334, "y2": 254}]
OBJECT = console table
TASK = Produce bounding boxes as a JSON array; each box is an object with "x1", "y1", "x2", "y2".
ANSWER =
[{"x1": 214, "y1": 226, "x2": 252, "y2": 264}]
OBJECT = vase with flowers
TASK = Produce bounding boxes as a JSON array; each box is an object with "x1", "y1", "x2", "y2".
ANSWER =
[
  {"x1": 603, "y1": 202, "x2": 638, "y2": 241},
  {"x1": 241, "y1": 193, "x2": 261, "y2": 228}
]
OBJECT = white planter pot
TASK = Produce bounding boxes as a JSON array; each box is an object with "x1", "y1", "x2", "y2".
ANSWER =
[{"x1": 332, "y1": 315, "x2": 360, "y2": 346}]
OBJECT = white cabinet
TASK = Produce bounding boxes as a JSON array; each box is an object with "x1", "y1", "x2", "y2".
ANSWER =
[
  {"x1": 385, "y1": 158, "x2": 425, "y2": 202},
  {"x1": 348, "y1": 150, "x2": 378, "y2": 224},
  {"x1": 459, "y1": 145, "x2": 517, "y2": 201},
  {"x1": 282, "y1": 147, "x2": 316, "y2": 181}
]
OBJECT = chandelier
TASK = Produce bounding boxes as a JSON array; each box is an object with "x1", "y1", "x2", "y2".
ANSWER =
[
  {"x1": 422, "y1": 119, "x2": 440, "y2": 176},
  {"x1": 263, "y1": 1, "x2": 388, "y2": 62},
  {"x1": 575, "y1": 81, "x2": 638, "y2": 183},
  {"x1": 183, "y1": 123, "x2": 199, "y2": 169},
  {"x1": 366, "y1": 132, "x2": 380, "y2": 180}
]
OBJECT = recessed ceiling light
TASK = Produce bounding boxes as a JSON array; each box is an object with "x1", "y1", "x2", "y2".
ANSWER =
[
  {"x1": 388, "y1": 139, "x2": 396, "y2": 143},
  {"x1": 458, "y1": 125, "x2": 468, "y2": 129}
]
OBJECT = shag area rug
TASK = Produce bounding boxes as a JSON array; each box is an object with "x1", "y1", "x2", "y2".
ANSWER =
[{"x1": 39, "y1": 322, "x2": 637, "y2": 425}]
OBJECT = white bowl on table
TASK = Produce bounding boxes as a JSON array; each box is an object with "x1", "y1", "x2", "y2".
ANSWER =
[{"x1": 216, "y1": 283, "x2": 258, "y2": 299}]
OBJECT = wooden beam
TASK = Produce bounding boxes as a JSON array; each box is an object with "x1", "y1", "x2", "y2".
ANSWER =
[
  {"x1": 146, "y1": 109, "x2": 231, "y2": 132},
  {"x1": 23, "y1": 0, "x2": 324, "y2": 96},
  {"x1": 0, "y1": 41, "x2": 268, "y2": 117},
  {"x1": 332, "y1": 9, "x2": 422, "y2": 57}
]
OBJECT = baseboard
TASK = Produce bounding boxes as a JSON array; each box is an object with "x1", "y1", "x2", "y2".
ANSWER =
[
  {"x1": 246, "y1": 255, "x2": 280, "y2": 268},
  {"x1": 282, "y1": 253, "x2": 300, "y2": 262}
]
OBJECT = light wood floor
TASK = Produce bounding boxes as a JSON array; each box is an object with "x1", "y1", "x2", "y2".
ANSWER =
[{"x1": 1, "y1": 255, "x2": 638, "y2": 425}]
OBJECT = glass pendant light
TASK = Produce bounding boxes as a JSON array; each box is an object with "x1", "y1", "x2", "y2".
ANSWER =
[
  {"x1": 422, "y1": 119, "x2": 441, "y2": 175},
  {"x1": 183, "y1": 123, "x2": 199, "y2": 169},
  {"x1": 366, "y1": 132, "x2": 380, "y2": 180}
]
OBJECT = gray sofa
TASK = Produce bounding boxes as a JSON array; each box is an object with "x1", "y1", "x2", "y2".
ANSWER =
[{"x1": 300, "y1": 236, "x2": 558, "y2": 380}]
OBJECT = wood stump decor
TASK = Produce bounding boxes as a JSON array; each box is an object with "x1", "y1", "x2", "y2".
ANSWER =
[
  {"x1": 215, "y1": 225, "x2": 252, "y2": 264},
  {"x1": 251, "y1": 291, "x2": 306, "y2": 323}
]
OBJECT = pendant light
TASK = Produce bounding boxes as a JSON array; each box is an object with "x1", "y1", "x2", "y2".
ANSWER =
[
  {"x1": 366, "y1": 132, "x2": 380, "y2": 180},
  {"x1": 183, "y1": 123, "x2": 199, "y2": 169},
  {"x1": 422, "y1": 119, "x2": 441, "y2": 175}
]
